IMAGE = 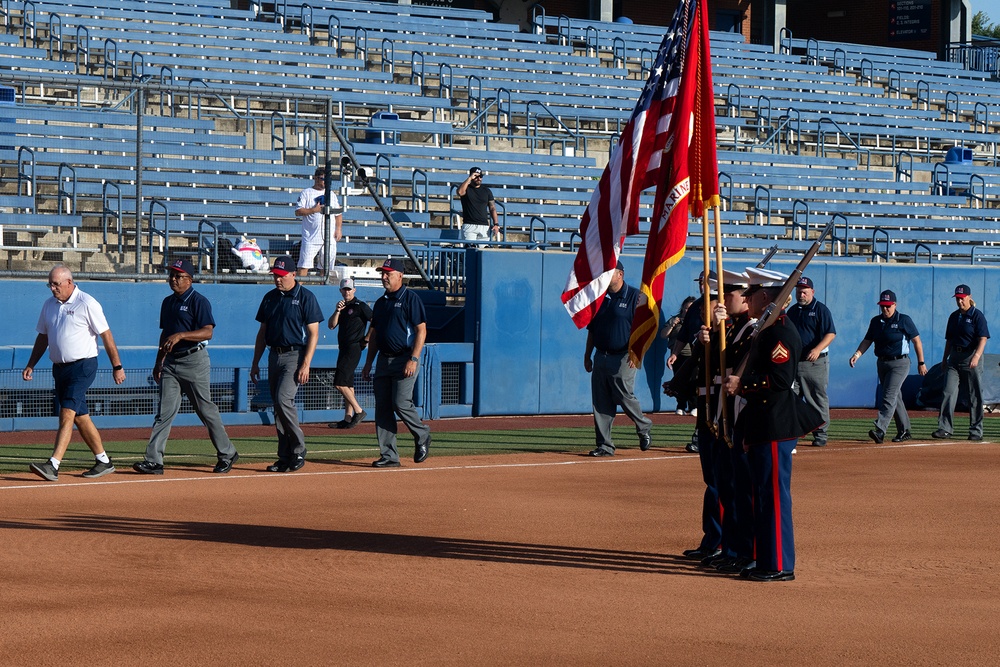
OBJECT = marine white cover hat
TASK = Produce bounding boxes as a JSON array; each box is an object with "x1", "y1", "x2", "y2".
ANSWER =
[{"x1": 742, "y1": 266, "x2": 789, "y2": 294}]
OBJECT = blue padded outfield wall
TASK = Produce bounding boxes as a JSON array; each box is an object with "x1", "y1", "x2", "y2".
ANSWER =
[{"x1": 2, "y1": 249, "x2": 1000, "y2": 430}]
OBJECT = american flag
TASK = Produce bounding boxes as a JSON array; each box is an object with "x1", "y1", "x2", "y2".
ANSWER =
[{"x1": 561, "y1": 1, "x2": 696, "y2": 329}]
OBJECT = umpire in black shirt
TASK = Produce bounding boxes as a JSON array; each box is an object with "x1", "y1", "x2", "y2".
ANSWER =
[{"x1": 584, "y1": 261, "x2": 653, "y2": 456}]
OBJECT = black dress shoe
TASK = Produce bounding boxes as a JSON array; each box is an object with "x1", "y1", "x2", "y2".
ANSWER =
[
  {"x1": 372, "y1": 458, "x2": 401, "y2": 468},
  {"x1": 748, "y1": 569, "x2": 795, "y2": 582},
  {"x1": 685, "y1": 442, "x2": 699, "y2": 453},
  {"x1": 969, "y1": 434, "x2": 984, "y2": 442},
  {"x1": 414, "y1": 440, "x2": 430, "y2": 463},
  {"x1": 704, "y1": 555, "x2": 734, "y2": 568},
  {"x1": 265, "y1": 461, "x2": 289, "y2": 472},
  {"x1": 717, "y1": 557, "x2": 756, "y2": 575},
  {"x1": 133, "y1": 461, "x2": 164, "y2": 475},
  {"x1": 213, "y1": 453, "x2": 240, "y2": 474},
  {"x1": 288, "y1": 457, "x2": 305, "y2": 472},
  {"x1": 328, "y1": 420, "x2": 350, "y2": 429},
  {"x1": 931, "y1": 429, "x2": 952, "y2": 439},
  {"x1": 892, "y1": 431, "x2": 912, "y2": 443},
  {"x1": 868, "y1": 428, "x2": 884, "y2": 444},
  {"x1": 588, "y1": 448, "x2": 614, "y2": 457},
  {"x1": 682, "y1": 547, "x2": 721, "y2": 560},
  {"x1": 639, "y1": 433, "x2": 652, "y2": 451}
]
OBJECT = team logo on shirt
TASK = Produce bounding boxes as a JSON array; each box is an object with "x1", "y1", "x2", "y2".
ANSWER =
[{"x1": 771, "y1": 342, "x2": 790, "y2": 364}]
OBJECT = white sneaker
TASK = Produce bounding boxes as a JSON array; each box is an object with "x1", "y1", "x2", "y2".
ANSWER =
[
  {"x1": 791, "y1": 448, "x2": 797, "y2": 454},
  {"x1": 675, "y1": 409, "x2": 684, "y2": 415},
  {"x1": 688, "y1": 408, "x2": 697, "y2": 418}
]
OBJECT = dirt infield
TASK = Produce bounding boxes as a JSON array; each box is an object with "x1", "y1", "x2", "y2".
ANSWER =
[{"x1": 2, "y1": 429, "x2": 997, "y2": 665}]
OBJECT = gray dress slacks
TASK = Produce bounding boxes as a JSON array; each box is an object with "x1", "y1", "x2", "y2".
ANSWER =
[
  {"x1": 373, "y1": 353, "x2": 431, "y2": 463},
  {"x1": 591, "y1": 350, "x2": 653, "y2": 454},
  {"x1": 269, "y1": 348, "x2": 307, "y2": 462},
  {"x1": 795, "y1": 355, "x2": 830, "y2": 444},
  {"x1": 145, "y1": 349, "x2": 237, "y2": 465},
  {"x1": 938, "y1": 349, "x2": 984, "y2": 438},
  {"x1": 875, "y1": 356, "x2": 912, "y2": 435}
]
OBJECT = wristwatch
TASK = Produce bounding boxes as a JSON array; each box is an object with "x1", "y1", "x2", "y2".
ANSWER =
[
  {"x1": 409, "y1": 356, "x2": 419, "y2": 362},
  {"x1": 113, "y1": 365, "x2": 124, "y2": 371}
]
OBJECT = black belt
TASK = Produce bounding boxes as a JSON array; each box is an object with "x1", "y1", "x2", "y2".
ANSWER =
[
  {"x1": 596, "y1": 348, "x2": 628, "y2": 355},
  {"x1": 952, "y1": 345, "x2": 971, "y2": 353},
  {"x1": 881, "y1": 354, "x2": 908, "y2": 361},
  {"x1": 170, "y1": 342, "x2": 206, "y2": 359},
  {"x1": 271, "y1": 345, "x2": 301, "y2": 354}
]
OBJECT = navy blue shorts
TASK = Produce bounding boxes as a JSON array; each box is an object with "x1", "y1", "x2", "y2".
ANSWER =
[
  {"x1": 334, "y1": 344, "x2": 363, "y2": 387},
  {"x1": 52, "y1": 357, "x2": 98, "y2": 416}
]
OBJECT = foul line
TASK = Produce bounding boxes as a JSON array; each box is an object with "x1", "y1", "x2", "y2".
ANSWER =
[{"x1": 0, "y1": 437, "x2": 992, "y2": 493}]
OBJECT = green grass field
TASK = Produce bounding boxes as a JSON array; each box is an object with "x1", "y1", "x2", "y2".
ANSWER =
[{"x1": 0, "y1": 415, "x2": 958, "y2": 475}]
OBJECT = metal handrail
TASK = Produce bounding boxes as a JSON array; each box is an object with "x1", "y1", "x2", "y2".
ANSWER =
[
  {"x1": 872, "y1": 226, "x2": 889, "y2": 263},
  {"x1": 196, "y1": 218, "x2": 219, "y2": 275},
  {"x1": 56, "y1": 162, "x2": 77, "y2": 215},
  {"x1": 816, "y1": 116, "x2": 871, "y2": 168},
  {"x1": 914, "y1": 242, "x2": 932, "y2": 264},
  {"x1": 101, "y1": 180, "x2": 123, "y2": 251},
  {"x1": 528, "y1": 215, "x2": 548, "y2": 248}
]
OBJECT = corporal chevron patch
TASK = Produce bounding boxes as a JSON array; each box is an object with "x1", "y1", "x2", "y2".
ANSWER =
[{"x1": 771, "y1": 342, "x2": 790, "y2": 364}]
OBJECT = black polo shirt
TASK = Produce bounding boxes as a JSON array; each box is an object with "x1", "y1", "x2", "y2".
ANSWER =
[
  {"x1": 587, "y1": 283, "x2": 639, "y2": 353},
  {"x1": 336, "y1": 298, "x2": 373, "y2": 347},
  {"x1": 255, "y1": 282, "x2": 324, "y2": 348},
  {"x1": 787, "y1": 298, "x2": 836, "y2": 357},
  {"x1": 160, "y1": 287, "x2": 215, "y2": 354},
  {"x1": 372, "y1": 285, "x2": 426, "y2": 356},
  {"x1": 864, "y1": 311, "x2": 920, "y2": 358},
  {"x1": 460, "y1": 184, "x2": 494, "y2": 225},
  {"x1": 945, "y1": 306, "x2": 990, "y2": 349}
]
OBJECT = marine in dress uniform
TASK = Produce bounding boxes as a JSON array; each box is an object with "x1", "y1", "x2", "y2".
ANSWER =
[
  {"x1": 134, "y1": 259, "x2": 240, "y2": 475},
  {"x1": 725, "y1": 267, "x2": 823, "y2": 582},
  {"x1": 933, "y1": 284, "x2": 990, "y2": 440},
  {"x1": 583, "y1": 261, "x2": 653, "y2": 456},
  {"x1": 849, "y1": 290, "x2": 927, "y2": 444},
  {"x1": 250, "y1": 256, "x2": 324, "y2": 472}
]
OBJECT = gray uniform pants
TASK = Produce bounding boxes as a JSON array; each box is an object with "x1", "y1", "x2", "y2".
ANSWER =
[
  {"x1": 374, "y1": 353, "x2": 431, "y2": 463},
  {"x1": 875, "y1": 356, "x2": 911, "y2": 435},
  {"x1": 269, "y1": 348, "x2": 307, "y2": 462},
  {"x1": 145, "y1": 349, "x2": 236, "y2": 465},
  {"x1": 591, "y1": 350, "x2": 653, "y2": 453},
  {"x1": 795, "y1": 355, "x2": 830, "y2": 444},
  {"x1": 938, "y1": 349, "x2": 984, "y2": 438}
]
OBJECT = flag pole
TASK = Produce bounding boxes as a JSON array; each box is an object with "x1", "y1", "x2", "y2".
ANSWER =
[
  {"x1": 712, "y1": 205, "x2": 731, "y2": 446},
  {"x1": 701, "y1": 213, "x2": 713, "y2": 436}
]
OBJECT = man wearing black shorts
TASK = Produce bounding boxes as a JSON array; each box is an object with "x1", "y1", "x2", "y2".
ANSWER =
[
  {"x1": 23, "y1": 265, "x2": 126, "y2": 481},
  {"x1": 328, "y1": 277, "x2": 372, "y2": 429}
]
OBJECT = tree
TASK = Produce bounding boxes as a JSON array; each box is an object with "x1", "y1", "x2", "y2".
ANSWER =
[{"x1": 973, "y1": 11, "x2": 1000, "y2": 39}]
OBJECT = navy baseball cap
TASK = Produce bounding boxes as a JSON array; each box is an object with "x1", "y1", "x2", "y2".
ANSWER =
[
  {"x1": 954, "y1": 284, "x2": 972, "y2": 298},
  {"x1": 615, "y1": 260, "x2": 624, "y2": 272},
  {"x1": 270, "y1": 256, "x2": 295, "y2": 276},
  {"x1": 878, "y1": 290, "x2": 896, "y2": 306},
  {"x1": 796, "y1": 276, "x2": 813, "y2": 289},
  {"x1": 376, "y1": 258, "x2": 405, "y2": 273},
  {"x1": 167, "y1": 258, "x2": 195, "y2": 276},
  {"x1": 469, "y1": 166, "x2": 484, "y2": 176}
]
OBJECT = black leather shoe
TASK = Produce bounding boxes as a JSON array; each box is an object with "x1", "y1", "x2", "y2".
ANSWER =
[
  {"x1": 372, "y1": 458, "x2": 401, "y2": 468},
  {"x1": 133, "y1": 461, "x2": 164, "y2": 475},
  {"x1": 329, "y1": 420, "x2": 350, "y2": 429},
  {"x1": 748, "y1": 569, "x2": 795, "y2": 582},
  {"x1": 213, "y1": 453, "x2": 239, "y2": 474},
  {"x1": 892, "y1": 431, "x2": 912, "y2": 443},
  {"x1": 414, "y1": 440, "x2": 430, "y2": 463},
  {"x1": 868, "y1": 428, "x2": 884, "y2": 444},
  {"x1": 811, "y1": 439, "x2": 827, "y2": 447},
  {"x1": 704, "y1": 555, "x2": 733, "y2": 568},
  {"x1": 288, "y1": 457, "x2": 305, "y2": 472},
  {"x1": 717, "y1": 557, "x2": 756, "y2": 575},
  {"x1": 639, "y1": 433, "x2": 652, "y2": 451},
  {"x1": 265, "y1": 461, "x2": 289, "y2": 472},
  {"x1": 931, "y1": 429, "x2": 952, "y2": 439},
  {"x1": 682, "y1": 547, "x2": 721, "y2": 560},
  {"x1": 969, "y1": 435, "x2": 983, "y2": 442},
  {"x1": 588, "y1": 448, "x2": 614, "y2": 457}
]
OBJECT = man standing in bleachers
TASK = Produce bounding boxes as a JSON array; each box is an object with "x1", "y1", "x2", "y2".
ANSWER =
[
  {"x1": 786, "y1": 276, "x2": 836, "y2": 447},
  {"x1": 456, "y1": 166, "x2": 499, "y2": 241},
  {"x1": 294, "y1": 167, "x2": 343, "y2": 278}
]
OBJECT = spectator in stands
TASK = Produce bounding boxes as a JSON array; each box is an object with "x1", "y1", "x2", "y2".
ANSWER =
[
  {"x1": 251, "y1": 256, "x2": 324, "y2": 472},
  {"x1": 933, "y1": 285, "x2": 990, "y2": 441},
  {"x1": 294, "y1": 167, "x2": 343, "y2": 278},
  {"x1": 584, "y1": 260, "x2": 653, "y2": 456},
  {"x1": 456, "y1": 166, "x2": 499, "y2": 241},
  {"x1": 849, "y1": 290, "x2": 927, "y2": 444},
  {"x1": 661, "y1": 295, "x2": 697, "y2": 415},
  {"x1": 133, "y1": 259, "x2": 240, "y2": 476},
  {"x1": 23, "y1": 265, "x2": 125, "y2": 481},
  {"x1": 327, "y1": 277, "x2": 373, "y2": 430},
  {"x1": 362, "y1": 259, "x2": 432, "y2": 468},
  {"x1": 786, "y1": 276, "x2": 836, "y2": 447}
]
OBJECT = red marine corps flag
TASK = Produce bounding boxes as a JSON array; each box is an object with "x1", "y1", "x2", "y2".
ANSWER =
[
  {"x1": 628, "y1": 0, "x2": 719, "y2": 366},
  {"x1": 561, "y1": 0, "x2": 718, "y2": 345}
]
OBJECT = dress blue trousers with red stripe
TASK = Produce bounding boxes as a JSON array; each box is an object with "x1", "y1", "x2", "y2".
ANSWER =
[
  {"x1": 696, "y1": 424, "x2": 722, "y2": 551},
  {"x1": 748, "y1": 438, "x2": 796, "y2": 572},
  {"x1": 716, "y1": 427, "x2": 755, "y2": 560}
]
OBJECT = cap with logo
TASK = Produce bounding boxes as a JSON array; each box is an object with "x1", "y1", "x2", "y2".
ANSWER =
[
  {"x1": 469, "y1": 167, "x2": 484, "y2": 176},
  {"x1": 796, "y1": 276, "x2": 814, "y2": 289},
  {"x1": 270, "y1": 255, "x2": 295, "y2": 276},
  {"x1": 376, "y1": 258, "x2": 405, "y2": 274},
  {"x1": 954, "y1": 284, "x2": 972, "y2": 298},
  {"x1": 167, "y1": 258, "x2": 195, "y2": 276},
  {"x1": 340, "y1": 277, "x2": 355, "y2": 290},
  {"x1": 877, "y1": 290, "x2": 896, "y2": 306}
]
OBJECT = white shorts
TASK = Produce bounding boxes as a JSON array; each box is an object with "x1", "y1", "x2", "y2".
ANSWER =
[
  {"x1": 461, "y1": 224, "x2": 490, "y2": 241},
  {"x1": 298, "y1": 237, "x2": 337, "y2": 270}
]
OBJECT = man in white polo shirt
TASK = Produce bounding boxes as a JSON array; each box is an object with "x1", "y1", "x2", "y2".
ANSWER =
[{"x1": 22, "y1": 265, "x2": 127, "y2": 481}]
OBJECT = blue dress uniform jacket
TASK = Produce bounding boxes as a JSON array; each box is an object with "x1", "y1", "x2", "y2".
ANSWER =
[{"x1": 736, "y1": 314, "x2": 824, "y2": 446}]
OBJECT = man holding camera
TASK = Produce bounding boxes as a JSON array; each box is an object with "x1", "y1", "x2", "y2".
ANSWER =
[
  {"x1": 456, "y1": 166, "x2": 499, "y2": 241},
  {"x1": 294, "y1": 167, "x2": 343, "y2": 277}
]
